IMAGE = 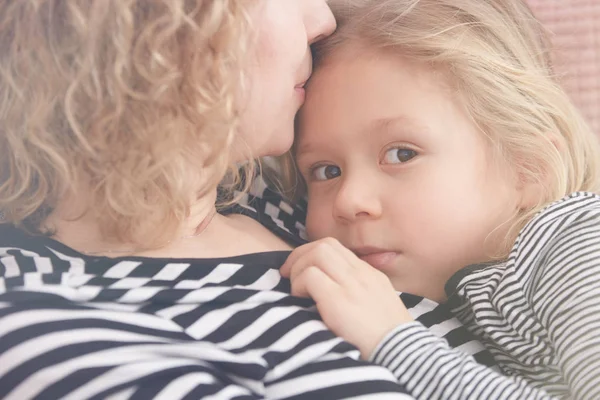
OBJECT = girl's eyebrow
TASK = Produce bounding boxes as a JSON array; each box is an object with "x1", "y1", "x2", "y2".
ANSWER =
[
  {"x1": 368, "y1": 116, "x2": 431, "y2": 137},
  {"x1": 296, "y1": 140, "x2": 319, "y2": 160}
]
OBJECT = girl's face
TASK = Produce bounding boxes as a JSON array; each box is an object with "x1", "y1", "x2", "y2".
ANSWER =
[
  {"x1": 296, "y1": 48, "x2": 528, "y2": 302},
  {"x1": 236, "y1": 0, "x2": 336, "y2": 159}
]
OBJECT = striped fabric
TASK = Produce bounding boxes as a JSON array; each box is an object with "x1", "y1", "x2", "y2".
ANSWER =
[
  {"x1": 528, "y1": 0, "x2": 600, "y2": 136},
  {"x1": 370, "y1": 192, "x2": 600, "y2": 400},
  {"x1": 0, "y1": 174, "x2": 494, "y2": 399}
]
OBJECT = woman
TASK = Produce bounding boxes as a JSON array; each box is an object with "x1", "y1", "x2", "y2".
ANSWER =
[{"x1": 0, "y1": 1, "x2": 490, "y2": 398}]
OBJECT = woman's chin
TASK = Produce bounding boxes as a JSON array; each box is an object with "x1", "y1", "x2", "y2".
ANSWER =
[
  {"x1": 257, "y1": 135, "x2": 295, "y2": 158},
  {"x1": 230, "y1": 125, "x2": 295, "y2": 161}
]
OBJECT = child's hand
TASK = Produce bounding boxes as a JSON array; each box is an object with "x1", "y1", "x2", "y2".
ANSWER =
[{"x1": 280, "y1": 238, "x2": 414, "y2": 359}]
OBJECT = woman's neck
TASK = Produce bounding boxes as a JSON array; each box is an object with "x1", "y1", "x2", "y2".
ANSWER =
[
  {"x1": 44, "y1": 187, "x2": 292, "y2": 259},
  {"x1": 44, "y1": 187, "x2": 219, "y2": 257}
]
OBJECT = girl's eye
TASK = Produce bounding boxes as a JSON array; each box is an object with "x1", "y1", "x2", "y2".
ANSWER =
[
  {"x1": 383, "y1": 147, "x2": 418, "y2": 164},
  {"x1": 311, "y1": 165, "x2": 342, "y2": 181}
]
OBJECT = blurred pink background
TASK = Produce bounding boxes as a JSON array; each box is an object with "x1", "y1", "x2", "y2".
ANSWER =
[{"x1": 528, "y1": 0, "x2": 600, "y2": 136}]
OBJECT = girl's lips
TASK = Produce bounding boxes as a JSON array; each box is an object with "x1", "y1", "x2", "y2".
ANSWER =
[{"x1": 358, "y1": 251, "x2": 398, "y2": 270}]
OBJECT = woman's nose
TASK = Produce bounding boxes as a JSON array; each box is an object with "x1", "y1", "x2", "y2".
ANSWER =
[{"x1": 305, "y1": 0, "x2": 337, "y2": 45}]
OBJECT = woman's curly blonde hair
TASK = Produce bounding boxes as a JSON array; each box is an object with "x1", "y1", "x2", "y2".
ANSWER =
[{"x1": 0, "y1": 0, "x2": 254, "y2": 246}]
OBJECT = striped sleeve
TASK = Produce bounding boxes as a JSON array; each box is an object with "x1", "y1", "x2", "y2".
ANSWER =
[
  {"x1": 369, "y1": 322, "x2": 556, "y2": 400},
  {"x1": 532, "y1": 207, "x2": 600, "y2": 400}
]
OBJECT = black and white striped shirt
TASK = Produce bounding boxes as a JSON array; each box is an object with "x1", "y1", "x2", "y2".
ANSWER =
[
  {"x1": 0, "y1": 175, "x2": 493, "y2": 399},
  {"x1": 370, "y1": 192, "x2": 600, "y2": 400}
]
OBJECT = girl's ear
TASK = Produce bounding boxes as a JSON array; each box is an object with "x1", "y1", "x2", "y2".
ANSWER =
[
  {"x1": 516, "y1": 175, "x2": 543, "y2": 211},
  {"x1": 515, "y1": 134, "x2": 563, "y2": 211}
]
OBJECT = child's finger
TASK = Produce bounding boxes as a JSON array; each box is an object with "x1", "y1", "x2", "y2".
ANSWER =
[
  {"x1": 281, "y1": 238, "x2": 355, "y2": 278},
  {"x1": 291, "y1": 265, "x2": 341, "y2": 303},
  {"x1": 280, "y1": 240, "x2": 324, "y2": 277},
  {"x1": 288, "y1": 244, "x2": 359, "y2": 288},
  {"x1": 325, "y1": 238, "x2": 368, "y2": 269},
  {"x1": 301, "y1": 238, "x2": 374, "y2": 284}
]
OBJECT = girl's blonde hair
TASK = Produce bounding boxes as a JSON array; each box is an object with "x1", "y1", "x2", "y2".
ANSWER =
[
  {"x1": 285, "y1": 0, "x2": 600, "y2": 255},
  {"x1": 0, "y1": 0, "x2": 254, "y2": 246}
]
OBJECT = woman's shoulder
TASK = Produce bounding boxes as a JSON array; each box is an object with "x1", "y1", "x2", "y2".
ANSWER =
[
  {"x1": 0, "y1": 223, "x2": 57, "y2": 257},
  {"x1": 0, "y1": 221, "x2": 291, "y2": 293},
  {"x1": 0, "y1": 167, "x2": 304, "y2": 291}
]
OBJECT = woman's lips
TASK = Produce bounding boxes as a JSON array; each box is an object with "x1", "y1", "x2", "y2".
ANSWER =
[
  {"x1": 295, "y1": 81, "x2": 307, "y2": 103},
  {"x1": 295, "y1": 86, "x2": 306, "y2": 103}
]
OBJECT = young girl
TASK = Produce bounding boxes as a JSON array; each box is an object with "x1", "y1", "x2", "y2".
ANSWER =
[{"x1": 281, "y1": 0, "x2": 600, "y2": 398}]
